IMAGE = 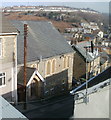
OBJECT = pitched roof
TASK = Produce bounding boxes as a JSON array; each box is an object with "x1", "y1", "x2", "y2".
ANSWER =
[
  {"x1": 100, "y1": 52, "x2": 109, "y2": 65},
  {"x1": 0, "y1": 96, "x2": 27, "y2": 118},
  {"x1": 0, "y1": 14, "x2": 17, "y2": 34},
  {"x1": 83, "y1": 33, "x2": 96, "y2": 39},
  {"x1": 17, "y1": 67, "x2": 36, "y2": 85},
  {"x1": 11, "y1": 21, "x2": 74, "y2": 65},
  {"x1": 72, "y1": 41, "x2": 99, "y2": 62}
]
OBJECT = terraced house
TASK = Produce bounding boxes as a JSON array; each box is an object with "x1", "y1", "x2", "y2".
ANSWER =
[
  {"x1": 12, "y1": 21, "x2": 74, "y2": 101},
  {"x1": 73, "y1": 41, "x2": 100, "y2": 81},
  {"x1": 0, "y1": 15, "x2": 18, "y2": 103}
]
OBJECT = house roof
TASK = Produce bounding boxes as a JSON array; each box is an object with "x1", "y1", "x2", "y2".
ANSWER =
[
  {"x1": 83, "y1": 33, "x2": 96, "y2": 39},
  {"x1": 103, "y1": 39, "x2": 111, "y2": 42},
  {"x1": 62, "y1": 33, "x2": 73, "y2": 38},
  {"x1": 0, "y1": 14, "x2": 18, "y2": 34},
  {"x1": 100, "y1": 52, "x2": 109, "y2": 65},
  {"x1": 0, "y1": 96, "x2": 27, "y2": 118},
  {"x1": 11, "y1": 21, "x2": 74, "y2": 65},
  {"x1": 72, "y1": 41, "x2": 99, "y2": 62},
  {"x1": 17, "y1": 67, "x2": 36, "y2": 85}
]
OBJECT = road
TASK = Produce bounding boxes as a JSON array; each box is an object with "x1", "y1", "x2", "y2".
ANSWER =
[{"x1": 24, "y1": 94, "x2": 75, "y2": 119}]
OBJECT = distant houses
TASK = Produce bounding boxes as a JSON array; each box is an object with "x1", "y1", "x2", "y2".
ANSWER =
[
  {"x1": 3, "y1": 6, "x2": 99, "y2": 14},
  {"x1": 81, "y1": 22, "x2": 99, "y2": 31},
  {"x1": 63, "y1": 21, "x2": 102, "y2": 47},
  {"x1": 65, "y1": 21, "x2": 100, "y2": 35}
]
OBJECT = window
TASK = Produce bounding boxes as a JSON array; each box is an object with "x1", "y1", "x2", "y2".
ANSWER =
[
  {"x1": 46, "y1": 61, "x2": 51, "y2": 75},
  {"x1": 63, "y1": 57, "x2": 67, "y2": 69},
  {"x1": 0, "y1": 39, "x2": 2, "y2": 57},
  {"x1": 0, "y1": 73, "x2": 5, "y2": 86},
  {"x1": 52, "y1": 59, "x2": 56, "y2": 73},
  {"x1": 67, "y1": 56, "x2": 70, "y2": 67}
]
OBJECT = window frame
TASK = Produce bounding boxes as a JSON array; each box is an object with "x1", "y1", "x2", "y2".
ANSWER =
[
  {"x1": 0, "y1": 72, "x2": 6, "y2": 87},
  {"x1": 67, "y1": 56, "x2": 70, "y2": 67},
  {"x1": 46, "y1": 61, "x2": 51, "y2": 76},
  {"x1": 62, "y1": 56, "x2": 67, "y2": 70},
  {"x1": 52, "y1": 59, "x2": 56, "y2": 73}
]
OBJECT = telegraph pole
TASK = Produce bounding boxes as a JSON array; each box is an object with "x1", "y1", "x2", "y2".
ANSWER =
[
  {"x1": 86, "y1": 47, "x2": 88, "y2": 103},
  {"x1": 84, "y1": 46, "x2": 89, "y2": 104},
  {"x1": 24, "y1": 24, "x2": 28, "y2": 109}
]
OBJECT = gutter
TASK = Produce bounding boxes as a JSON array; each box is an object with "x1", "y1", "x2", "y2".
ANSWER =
[{"x1": 0, "y1": 32, "x2": 18, "y2": 35}]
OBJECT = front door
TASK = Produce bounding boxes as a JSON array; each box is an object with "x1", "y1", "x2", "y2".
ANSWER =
[{"x1": 31, "y1": 82, "x2": 37, "y2": 97}]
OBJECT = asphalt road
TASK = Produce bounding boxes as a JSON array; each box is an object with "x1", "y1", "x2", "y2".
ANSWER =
[{"x1": 24, "y1": 94, "x2": 75, "y2": 119}]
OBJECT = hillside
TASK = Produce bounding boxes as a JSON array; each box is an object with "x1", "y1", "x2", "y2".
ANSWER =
[
  {"x1": 3, "y1": 11, "x2": 108, "y2": 33},
  {"x1": 4, "y1": 12, "x2": 72, "y2": 32}
]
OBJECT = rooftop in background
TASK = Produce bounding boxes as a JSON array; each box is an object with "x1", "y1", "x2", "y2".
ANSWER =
[
  {"x1": 83, "y1": 33, "x2": 97, "y2": 40},
  {"x1": 11, "y1": 20, "x2": 74, "y2": 65},
  {"x1": 100, "y1": 52, "x2": 109, "y2": 65},
  {"x1": 0, "y1": 96, "x2": 27, "y2": 119}
]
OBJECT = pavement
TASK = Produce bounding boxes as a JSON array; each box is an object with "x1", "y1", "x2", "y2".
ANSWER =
[
  {"x1": 14, "y1": 93, "x2": 73, "y2": 112},
  {"x1": 24, "y1": 95, "x2": 74, "y2": 119},
  {"x1": 14, "y1": 102, "x2": 41, "y2": 113}
]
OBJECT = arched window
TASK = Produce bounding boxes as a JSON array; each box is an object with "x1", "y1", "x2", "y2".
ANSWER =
[
  {"x1": 63, "y1": 57, "x2": 67, "y2": 69},
  {"x1": 52, "y1": 59, "x2": 56, "y2": 73},
  {"x1": 67, "y1": 56, "x2": 70, "y2": 67},
  {"x1": 47, "y1": 61, "x2": 51, "y2": 75}
]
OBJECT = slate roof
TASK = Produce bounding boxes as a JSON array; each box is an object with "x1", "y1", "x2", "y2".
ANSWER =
[
  {"x1": 17, "y1": 67, "x2": 36, "y2": 85},
  {"x1": 103, "y1": 39, "x2": 111, "y2": 42},
  {"x1": 0, "y1": 14, "x2": 17, "y2": 34},
  {"x1": 72, "y1": 41, "x2": 99, "y2": 62},
  {"x1": 83, "y1": 33, "x2": 96, "y2": 39},
  {"x1": 11, "y1": 21, "x2": 74, "y2": 65},
  {"x1": 0, "y1": 96, "x2": 27, "y2": 118},
  {"x1": 100, "y1": 52, "x2": 109, "y2": 65}
]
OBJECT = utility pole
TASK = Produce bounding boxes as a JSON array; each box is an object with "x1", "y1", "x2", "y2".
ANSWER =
[
  {"x1": 23, "y1": 24, "x2": 28, "y2": 109},
  {"x1": 85, "y1": 46, "x2": 88, "y2": 104}
]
